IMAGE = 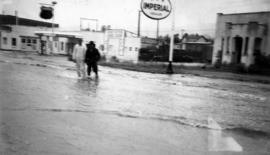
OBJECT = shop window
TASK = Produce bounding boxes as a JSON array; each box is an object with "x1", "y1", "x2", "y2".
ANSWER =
[
  {"x1": 244, "y1": 37, "x2": 249, "y2": 55},
  {"x1": 12, "y1": 38, "x2": 17, "y2": 46},
  {"x1": 27, "y1": 39, "x2": 31, "y2": 46},
  {"x1": 226, "y1": 22, "x2": 232, "y2": 30},
  {"x1": 21, "y1": 38, "x2": 26, "y2": 43},
  {"x1": 3, "y1": 37, "x2": 8, "y2": 45},
  {"x1": 32, "y1": 39, "x2": 37, "y2": 44}
]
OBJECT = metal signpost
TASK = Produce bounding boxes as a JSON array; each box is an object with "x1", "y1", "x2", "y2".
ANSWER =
[
  {"x1": 140, "y1": 0, "x2": 174, "y2": 74},
  {"x1": 80, "y1": 18, "x2": 99, "y2": 31}
]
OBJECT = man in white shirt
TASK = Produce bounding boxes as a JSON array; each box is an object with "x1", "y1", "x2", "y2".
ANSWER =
[{"x1": 72, "y1": 39, "x2": 86, "y2": 79}]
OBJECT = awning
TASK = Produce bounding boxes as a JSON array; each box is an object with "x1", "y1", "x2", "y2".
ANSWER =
[{"x1": 35, "y1": 31, "x2": 83, "y2": 39}]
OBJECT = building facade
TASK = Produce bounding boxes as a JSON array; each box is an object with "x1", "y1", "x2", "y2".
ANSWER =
[
  {"x1": 0, "y1": 15, "x2": 86, "y2": 55},
  {"x1": 212, "y1": 12, "x2": 270, "y2": 67},
  {"x1": 104, "y1": 29, "x2": 141, "y2": 63},
  {"x1": 179, "y1": 34, "x2": 213, "y2": 51},
  {"x1": 0, "y1": 25, "x2": 53, "y2": 52},
  {"x1": 35, "y1": 31, "x2": 83, "y2": 55},
  {"x1": 0, "y1": 14, "x2": 58, "y2": 53},
  {"x1": 63, "y1": 31, "x2": 105, "y2": 55}
]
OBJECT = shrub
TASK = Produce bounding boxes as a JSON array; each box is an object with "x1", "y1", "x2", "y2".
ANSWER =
[
  {"x1": 110, "y1": 56, "x2": 119, "y2": 63},
  {"x1": 254, "y1": 54, "x2": 270, "y2": 68},
  {"x1": 100, "y1": 55, "x2": 106, "y2": 61},
  {"x1": 247, "y1": 54, "x2": 270, "y2": 75}
]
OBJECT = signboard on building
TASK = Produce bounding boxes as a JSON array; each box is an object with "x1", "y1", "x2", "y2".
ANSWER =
[
  {"x1": 107, "y1": 29, "x2": 125, "y2": 39},
  {"x1": 105, "y1": 29, "x2": 126, "y2": 55},
  {"x1": 141, "y1": 0, "x2": 172, "y2": 20}
]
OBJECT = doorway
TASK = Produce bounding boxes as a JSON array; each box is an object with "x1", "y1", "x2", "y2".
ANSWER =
[{"x1": 233, "y1": 36, "x2": 243, "y2": 64}]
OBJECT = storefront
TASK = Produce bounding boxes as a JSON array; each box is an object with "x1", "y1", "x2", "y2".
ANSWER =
[{"x1": 35, "y1": 31, "x2": 83, "y2": 55}]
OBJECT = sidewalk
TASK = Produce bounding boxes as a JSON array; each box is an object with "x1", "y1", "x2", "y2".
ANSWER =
[{"x1": 100, "y1": 60, "x2": 270, "y2": 84}]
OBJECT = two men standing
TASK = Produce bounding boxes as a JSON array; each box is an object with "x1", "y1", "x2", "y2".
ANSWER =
[{"x1": 72, "y1": 39, "x2": 100, "y2": 79}]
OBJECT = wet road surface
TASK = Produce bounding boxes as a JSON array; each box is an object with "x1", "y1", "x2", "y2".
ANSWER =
[{"x1": 0, "y1": 52, "x2": 270, "y2": 154}]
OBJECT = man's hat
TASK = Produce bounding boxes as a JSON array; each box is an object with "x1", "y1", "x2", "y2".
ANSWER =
[{"x1": 88, "y1": 41, "x2": 95, "y2": 45}]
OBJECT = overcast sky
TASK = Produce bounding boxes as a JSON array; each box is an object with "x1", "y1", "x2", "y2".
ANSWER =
[{"x1": 1, "y1": 0, "x2": 270, "y2": 37}]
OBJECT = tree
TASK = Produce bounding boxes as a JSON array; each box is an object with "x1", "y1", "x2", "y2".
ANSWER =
[
  {"x1": 106, "y1": 25, "x2": 111, "y2": 30},
  {"x1": 101, "y1": 25, "x2": 106, "y2": 32},
  {"x1": 174, "y1": 34, "x2": 181, "y2": 43},
  {"x1": 100, "y1": 25, "x2": 112, "y2": 32},
  {"x1": 158, "y1": 34, "x2": 181, "y2": 45}
]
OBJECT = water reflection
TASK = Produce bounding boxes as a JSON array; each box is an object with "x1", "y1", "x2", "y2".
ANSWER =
[{"x1": 74, "y1": 77, "x2": 100, "y2": 95}]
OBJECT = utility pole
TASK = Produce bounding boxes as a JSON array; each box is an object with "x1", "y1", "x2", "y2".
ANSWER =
[
  {"x1": 15, "y1": 10, "x2": 19, "y2": 25},
  {"x1": 137, "y1": 10, "x2": 141, "y2": 37},
  {"x1": 51, "y1": 1, "x2": 57, "y2": 34}
]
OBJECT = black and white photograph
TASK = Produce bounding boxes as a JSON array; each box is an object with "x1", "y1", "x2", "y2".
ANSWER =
[{"x1": 0, "y1": 0, "x2": 270, "y2": 154}]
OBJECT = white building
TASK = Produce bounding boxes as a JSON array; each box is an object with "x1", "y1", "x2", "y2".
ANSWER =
[
  {"x1": 104, "y1": 29, "x2": 158, "y2": 63},
  {"x1": 0, "y1": 14, "x2": 57, "y2": 53},
  {"x1": 104, "y1": 29, "x2": 140, "y2": 63},
  {"x1": 35, "y1": 31, "x2": 83, "y2": 55},
  {"x1": 0, "y1": 25, "x2": 51, "y2": 52},
  {"x1": 0, "y1": 15, "x2": 89, "y2": 55},
  {"x1": 212, "y1": 12, "x2": 270, "y2": 67},
  {"x1": 0, "y1": 15, "x2": 158, "y2": 62}
]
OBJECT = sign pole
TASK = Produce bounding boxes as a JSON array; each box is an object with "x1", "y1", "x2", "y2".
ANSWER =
[
  {"x1": 156, "y1": 20, "x2": 159, "y2": 40},
  {"x1": 137, "y1": 10, "x2": 141, "y2": 37},
  {"x1": 140, "y1": 0, "x2": 173, "y2": 71},
  {"x1": 166, "y1": 0, "x2": 175, "y2": 74}
]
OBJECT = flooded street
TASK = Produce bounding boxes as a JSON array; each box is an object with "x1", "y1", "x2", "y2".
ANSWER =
[{"x1": 0, "y1": 52, "x2": 270, "y2": 154}]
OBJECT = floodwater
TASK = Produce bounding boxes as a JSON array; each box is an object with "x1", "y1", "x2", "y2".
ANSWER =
[
  {"x1": 63, "y1": 65, "x2": 270, "y2": 136},
  {"x1": 0, "y1": 52, "x2": 270, "y2": 154}
]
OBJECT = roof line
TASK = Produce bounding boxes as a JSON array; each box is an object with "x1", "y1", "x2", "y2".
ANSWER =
[{"x1": 218, "y1": 11, "x2": 270, "y2": 16}]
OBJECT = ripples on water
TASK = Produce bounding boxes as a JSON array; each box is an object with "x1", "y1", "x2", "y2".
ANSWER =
[{"x1": 58, "y1": 68, "x2": 270, "y2": 139}]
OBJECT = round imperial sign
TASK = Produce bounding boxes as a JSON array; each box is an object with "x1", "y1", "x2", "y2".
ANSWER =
[{"x1": 141, "y1": 0, "x2": 172, "y2": 20}]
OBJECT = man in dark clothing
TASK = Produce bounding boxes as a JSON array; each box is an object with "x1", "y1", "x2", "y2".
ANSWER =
[{"x1": 85, "y1": 41, "x2": 101, "y2": 78}]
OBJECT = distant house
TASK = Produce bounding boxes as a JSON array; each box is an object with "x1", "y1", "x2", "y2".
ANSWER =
[
  {"x1": 175, "y1": 34, "x2": 213, "y2": 62},
  {"x1": 178, "y1": 34, "x2": 213, "y2": 51},
  {"x1": 141, "y1": 37, "x2": 157, "y2": 49},
  {"x1": 212, "y1": 12, "x2": 270, "y2": 67}
]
